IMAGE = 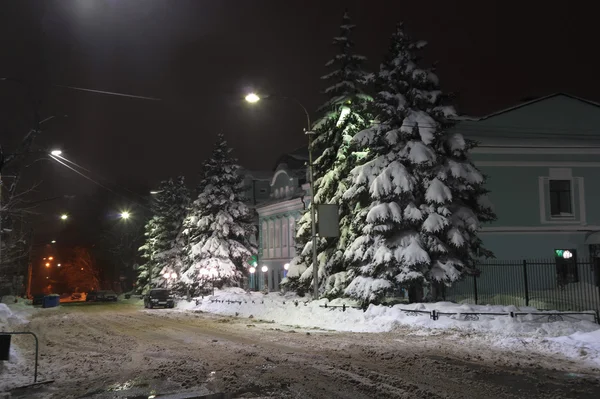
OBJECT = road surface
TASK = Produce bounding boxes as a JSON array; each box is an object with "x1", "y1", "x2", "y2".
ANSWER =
[{"x1": 7, "y1": 302, "x2": 600, "y2": 398}]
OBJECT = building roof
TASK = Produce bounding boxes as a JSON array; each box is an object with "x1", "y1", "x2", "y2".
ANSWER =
[
  {"x1": 238, "y1": 168, "x2": 272, "y2": 181},
  {"x1": 477, "y1": 93, "x2": 600, "y2": 121}
]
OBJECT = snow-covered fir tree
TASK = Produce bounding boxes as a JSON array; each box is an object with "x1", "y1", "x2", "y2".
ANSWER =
[
  {"x1": 342, "y1": 23, "x2": 495, "y2": 305},
  {"x1": 284, "y1": 11, "x2": 371, "y2": 297},
  {"x1": 180, "y1": 134, "x2": 256, "y2": 296},
  {"x1": 137, "y1": 176, "x2": 190, "y2": 293}
]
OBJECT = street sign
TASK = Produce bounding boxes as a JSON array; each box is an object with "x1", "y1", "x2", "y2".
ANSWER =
[{"x1": 317, "y1": 204, "x2": 339, "y2": 238}]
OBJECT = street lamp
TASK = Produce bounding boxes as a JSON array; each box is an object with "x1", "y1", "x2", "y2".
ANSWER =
[
  {"x1": 51, "y1": 240, "x2": 56, "y2": 244},
  {"x1": 45, "y1": 262, "x2": 50, "y2": 267},
  {"x1": 244, "y1": 93, "x2": 260, "y2": 103},
  {"x1": 150, "y1": 190, "x2": 163, "y2": 195},
  {"x1": 50, "y1": 149, "x2": 62, "y2": 156},
  {"x1": 120, "y1": 211, "x2": 131, "y2": 220},
  {"x1": 246, "y1": 93, "x2": 319, "y2": 299},
  {"x1": 60, "y1": 214, "x2": 68, "y2": 221}
]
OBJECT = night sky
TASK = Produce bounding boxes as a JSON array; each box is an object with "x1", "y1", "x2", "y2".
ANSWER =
[{"x1": 2, "y1": 0, "x2": 599, "y2": 243}]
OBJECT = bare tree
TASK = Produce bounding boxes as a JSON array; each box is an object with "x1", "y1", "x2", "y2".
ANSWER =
[{"x1": 59, "y1": 247, "x2": 100, "y2": 293}]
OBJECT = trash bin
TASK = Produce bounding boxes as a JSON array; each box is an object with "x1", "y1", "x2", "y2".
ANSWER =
[
  {"x1": 0, "y1": 334, "x2": 10, "y2": 361},
  {"x1": 43, "y1": 294, "x2": 60, "y2": 308}
]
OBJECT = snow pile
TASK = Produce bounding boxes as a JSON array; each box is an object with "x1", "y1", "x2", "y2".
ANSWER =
[
  {"x1": 186, "y1": 288, "x2": 600, "y2": 367},
  {"x1": 0, "y1": 302, "x2": 35, "y2": 391}
]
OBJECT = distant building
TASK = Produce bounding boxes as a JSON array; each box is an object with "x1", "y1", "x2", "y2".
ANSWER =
[{"x1": 254, "y1": 147, "x2": 311, "y2": 292}]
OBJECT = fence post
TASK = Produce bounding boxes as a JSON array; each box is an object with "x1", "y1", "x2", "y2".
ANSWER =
[
  {"x1": 522, "y1": 260, "x2": 530, "y2": 306},
  {"x1": 473, "y1": 274, "x2": 478, "y2": 305}
]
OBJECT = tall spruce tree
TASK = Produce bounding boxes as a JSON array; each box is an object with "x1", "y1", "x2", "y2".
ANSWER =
[
  {"x1": 284, "y1": 11, "x2": 371, "y2": 297},
  {"x1": 342, "y1": 23, "x2": 495, "y2": 305},
  {"x1": 137, "y1": 176, "x2": 190, "y2": 293},
  {"x1": 180, "y1": 134, "x2": 256, "y2": 295}
]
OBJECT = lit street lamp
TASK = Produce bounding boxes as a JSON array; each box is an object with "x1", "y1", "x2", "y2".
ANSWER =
[
  {"x1": 120, "y1": 211, "x2": 131, "y2": 220},
  {"x1": 249, "y1": 266, "x2": 256, "y2": 291},
  {"x1": 246, "y1": 93, "x2": 319, "y2": 299},
  {"x1": 51, "y1": 240, "x2": 56, "y2": 244},
  {"x1": 261, "y1": 265, "x2": 268, "y2": 292},
  {"x1": 60, "y1": 214, "x2": 68, "y2": 221},
  {"x1": 244, "y1": 93, "x2": 260, "y2": 103},
  {"x1": 50, "y1": 149, "x2": 62, "y2": 156}
]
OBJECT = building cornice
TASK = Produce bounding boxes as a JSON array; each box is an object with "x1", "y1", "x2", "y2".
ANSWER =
[{"x1": 257, "y1": 198, "x2": 305, "y2": 217}]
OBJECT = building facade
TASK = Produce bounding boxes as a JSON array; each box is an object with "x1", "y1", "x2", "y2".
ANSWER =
[
  {"x1": 253, "y1": 147, "x2": 311, "y2": 292},
  {"x1": 458, "y1": 94, "x2": 600, "y2": 263}
]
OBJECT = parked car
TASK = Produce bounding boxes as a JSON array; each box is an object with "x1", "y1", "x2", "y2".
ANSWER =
[
  {"x1": 71, "y1": 293, "x2": 82, "y2": 300},
  {"x1": 102, "y1": 291, "x2": 118, "y2": 302},
  {"x1": 144, "y1": 289, "x2": 175, "y2": 309},
  {"x1": 86, "y1": 291, "x2": 98, "y2": 302}
]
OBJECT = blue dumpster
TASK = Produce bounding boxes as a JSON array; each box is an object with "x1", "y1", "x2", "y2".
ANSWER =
[{"x1": 42, "y1": 294, "x2": 60, "y2": 308}]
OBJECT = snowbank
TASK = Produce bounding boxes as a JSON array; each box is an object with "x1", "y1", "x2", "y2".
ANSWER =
[
  {"x1": 184, "y1": 288, "x2": 600, "y2": 367},
  {"x1": 0, "y1": 302, "x2": 36, "y2": 391}
]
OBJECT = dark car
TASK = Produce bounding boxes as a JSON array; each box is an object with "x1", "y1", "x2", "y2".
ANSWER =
[
  {"x1": 32, "y1": 294, "x2": 45, "y2": 306},
  {"x1": 86, "y1": 291, "x2": 98, "y2": 302},
  {"x1": 144, "y1": 289, "x2": 175, "y2": 309},
  {"x1": 102, "y1": 291, "x2": 118, "y2": 302}
]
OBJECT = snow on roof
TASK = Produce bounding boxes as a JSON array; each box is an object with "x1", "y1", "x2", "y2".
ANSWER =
[
  {"x1": 476, "y1": 93, "x2": 600, "y2": 121},
  {"x1": 238, "y1": 168, "x2": 272, "y2": 181}
]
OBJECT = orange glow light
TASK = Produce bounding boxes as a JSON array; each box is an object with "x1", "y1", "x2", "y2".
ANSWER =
[
  {"x1": 45, "y1": 262, "x2": 50, "y2": 267},
  {"x1": 48, "y1": 256, "x2": 54, "y2": 260},
  {"x1": 81, "y1": 268, "x2": 84, "y2": 271}
]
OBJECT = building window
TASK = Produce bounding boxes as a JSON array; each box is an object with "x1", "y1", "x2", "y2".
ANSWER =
[
  {"x1": 539, "y1": 171, "x2": 584, "y2": 224},
  {"x1": 549, "y1": 180, "x2": 572, "y2": 217},
  {"x1": 260, "y1": 188, "x2": 267, "y2": 193}
]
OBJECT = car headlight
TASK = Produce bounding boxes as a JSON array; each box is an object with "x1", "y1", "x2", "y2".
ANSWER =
[{"x1": 151, "y1": 298, "x2": 158, "y2": 302}]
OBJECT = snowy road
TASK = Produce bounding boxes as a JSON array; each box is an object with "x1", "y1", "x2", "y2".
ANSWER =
[{"x1": 7, "y1": 302, "x2": 600, "y2": 398}]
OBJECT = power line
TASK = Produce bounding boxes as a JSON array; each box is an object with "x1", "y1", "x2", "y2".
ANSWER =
[{"x1": 49, "y1": 155, "x2": 151, "y2": 211}]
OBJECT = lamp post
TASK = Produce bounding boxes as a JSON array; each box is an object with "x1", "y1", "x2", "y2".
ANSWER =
[
  {"x1": 249, "y1": 266, "x2": 256, "y2": 291},
  {"x1": 245, "y1": 93, "x2": 319, "y2": 299},
  {"x1": 261, "y1": 265, "x2": 268, "y2": 292}
]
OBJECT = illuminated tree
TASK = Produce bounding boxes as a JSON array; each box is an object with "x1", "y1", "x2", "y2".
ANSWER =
[
  {"x1": 180, "y1": 134, "x2": 256, "y2": 295},
  {"x1": 342, "y1": 23, "x2": 495, "y2": 305},
  {"x1": 284, "y1": 11, "x2": 371, "y2": 297}
]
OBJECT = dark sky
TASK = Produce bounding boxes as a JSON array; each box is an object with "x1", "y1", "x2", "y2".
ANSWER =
[{"x1": 1, "y1": 0, "x2": 599, "y2": 242}]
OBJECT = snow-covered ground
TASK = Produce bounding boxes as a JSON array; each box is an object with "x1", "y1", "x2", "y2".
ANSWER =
[
  {"x1": 1, "y1": 298, "x2": 600, "y2": 398},
  {"x1": 181, "y1": 288, "x2": 600, "y2": 368},
  {"x1": 0, "y1": 298, "x2": 42, "y2": 391}
]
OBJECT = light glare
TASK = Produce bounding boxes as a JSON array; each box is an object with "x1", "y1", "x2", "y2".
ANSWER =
[
  {"x1": 261, "y1": 265, "x2": 268, "y2": 273},
  {"x1": 245, "y1": 93, "x2": 260, "y2": 103},
  {"x1": 120, "y1": 211, "x2": 131, "y2": 219},
  {"x1": 50, "y1": 150, "x2": 62, "y2": 156}
]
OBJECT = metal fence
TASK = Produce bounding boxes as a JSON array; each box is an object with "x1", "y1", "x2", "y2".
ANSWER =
[{"x1": 444, "y1": 258, "x2": 600, "y2": 313}]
